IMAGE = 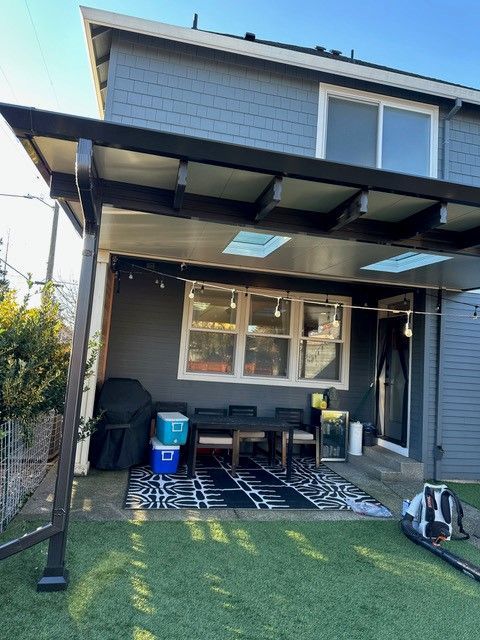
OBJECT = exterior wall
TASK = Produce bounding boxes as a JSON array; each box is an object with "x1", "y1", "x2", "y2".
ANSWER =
[
  {"x1": 105, "y1": 30, "x2": 480, "y2": 184},
  {"x1": 435, "y1": 292, "x2": 480, "y2": 480},
  {"x1": 105, "y1": 31, "x2": 318, "y2": 156},
  {"x1": 105, "y1": 271, "x2": 380, "y2": 425},
  {"x1": 408, "y1": 290, "x2": 427, "y2": 462}
]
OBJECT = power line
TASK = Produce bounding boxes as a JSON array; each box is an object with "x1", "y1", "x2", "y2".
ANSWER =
[
  {"x1": 24, "y1": 0, "x2": 60, "y2": 109},
  {"x1": 0, "y1": 63, "x2": 17, "y2": 101},
  {"x1": 2, "y1": 258, "x2": 30, "y2": 282}
]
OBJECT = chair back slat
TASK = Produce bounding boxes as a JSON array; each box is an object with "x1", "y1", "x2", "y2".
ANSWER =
[
  {"x1": 228, "y1": 405, "x2": 257, "y2": 417},
  {"x1": 194, "y1": 407, "x2": 227, "y2": 416},
  {"x1": 275, "y1": 407, "x2": 304, "y2": 427}
]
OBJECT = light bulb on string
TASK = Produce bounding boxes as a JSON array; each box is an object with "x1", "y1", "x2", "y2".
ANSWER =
[
  {"x1": 155, "y1": 278, "x2": 159, "y2": 285},
  {"x1": 474, "y1": 306, "x2": 478, "y2": 320},
  {"x1": 128, "y1": 271, "x2": 133, "y2": 280},
  {"x1": 160, "y1": 279, "x2": 165, "y2": 289},
  {"x1": 188, "y1": 281, "x2": 196, "y2": 299},
  {"x1": 332, "y1": 303, "x2": 340, "y2": 328},
  {"x1": 274, "y1": 297, "x2": 281, "y2": 318},
  {"x1": 404, "y1": 310, "x2": 413, "y2": 338},
  {"x1": 230, "y1": 289, "x2": 236, "y2": 309}
]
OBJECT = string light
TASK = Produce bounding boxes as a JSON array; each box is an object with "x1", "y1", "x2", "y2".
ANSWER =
[
  {"x1": 332, "y1": 303, "x2": 340, "y2": 328},
  {"x1": 230, "y1": 289, "x2": 236, "y2": 309},
  {"x1": 155, "y1": 277, "x2": 159, "y2": 285},
  {"x1": 117, "y1": 261, "x2": 480, "y2": 323},
  {"x1": 116, "y1": 271, "x2": 121, "y2": 294},
  {"x1": 160, "y1": 279, "x2": 165, "y2": 289},
  {"x1": 404, "y1": 310, "x2": 413, "y2": 338},
  {"x1": 274, "y1": 297, "x2": 281, "y2": 318}
]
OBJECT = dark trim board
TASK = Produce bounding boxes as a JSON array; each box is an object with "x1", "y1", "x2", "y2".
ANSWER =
[
  {"x1": 3, "y1": 102, "x2": 480, "y2": 207},
  {"x1": 50, "y1": 172, "x2": 474, "y2": 255}
]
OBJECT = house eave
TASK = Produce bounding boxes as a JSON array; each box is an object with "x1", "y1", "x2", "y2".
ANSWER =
[{"x1": 80, "y1": 5, "x2": 480, "y2": 115}]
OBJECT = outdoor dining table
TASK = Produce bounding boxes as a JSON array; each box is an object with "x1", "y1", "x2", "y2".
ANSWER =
[{"x1": 186, "y1": 415, "x2": 295, "y2": 481}]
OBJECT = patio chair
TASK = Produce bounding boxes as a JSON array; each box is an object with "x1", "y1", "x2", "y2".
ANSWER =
[
  {"x1": 228, "y1": 405, "x2": 266, "y2": 450},
  {"x1": 90, "y1": 378, "x2": 152, "y2": 470},
  {"x1": 275, "y1": 407, "x2": 321, "y2": 468},
  {"x1": 190, "y1": 407, "x2": 233, "y2": 466}
]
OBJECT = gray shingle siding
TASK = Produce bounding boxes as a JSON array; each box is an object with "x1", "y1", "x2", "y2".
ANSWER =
[
  {"x1": 105, "y1": 30, "x2": 319, "y2": 155},
  {"x1": 440, "y1": 105, "x2": 480, "y2": 186}
]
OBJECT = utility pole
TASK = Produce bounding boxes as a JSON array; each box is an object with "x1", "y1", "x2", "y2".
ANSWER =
[{"x1": 46, "y1": 201, "x2": 59, "y2": 282}]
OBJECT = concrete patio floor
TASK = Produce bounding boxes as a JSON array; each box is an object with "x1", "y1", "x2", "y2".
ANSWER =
[
  {"x1": 18, "y1": 460, "x2": 422, "y2": 522},
  {"x1": 14, "y1": 459, "x2": 480, "y2": 550}
]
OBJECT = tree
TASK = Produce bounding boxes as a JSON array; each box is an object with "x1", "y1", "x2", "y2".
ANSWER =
[
  {"x1": 0, "y1": 283, "x2": 68, "y2": 436},
  {"x1": 0, "y1": 238, "x2": 9, "y2": 299}
]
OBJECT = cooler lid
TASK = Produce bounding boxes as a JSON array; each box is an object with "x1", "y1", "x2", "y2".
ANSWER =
[
  {"x1": 150, "y1": 437, "x2": 180, "y2": 450},
  {"x1": 157, "y1": 412, "x2": 188, "y2": 422}
]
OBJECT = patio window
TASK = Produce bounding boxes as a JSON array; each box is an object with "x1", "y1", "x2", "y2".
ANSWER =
[
  {"x1": 179, "y1": 286, "x2": 351, "y2": 389},
  {"x1": 186, "y1": 288, "x2": 237, "y2": 375},
  {"x1": 317, "y1": 84, "x2": 438, "y2": 177}
]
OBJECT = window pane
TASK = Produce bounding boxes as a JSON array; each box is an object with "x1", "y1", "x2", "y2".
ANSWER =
[
  {"x1": 299, "y1": 341, "x2": 341, "y2": 380},
  {"x1": 382, "y1": 107, "x2": 430, "y2": 176},
  {"x1": 191, "y1": 288, "x2": 236, "y2": 330},
  {"x1": 244, "y1": 336, "x2": 289, "y2": 377},
  {"x1": 187, "y1": 332, "x2": 235, "y2": 374},
  {"x1": 326, "y1": 98, "x2": 378, "y2": 167},
  {"x1": 303, "y1": 302, "x2": 342, "y2": 340},
  {"x1": 248, "y1": 295, "x2": 290, "y2": 335}
]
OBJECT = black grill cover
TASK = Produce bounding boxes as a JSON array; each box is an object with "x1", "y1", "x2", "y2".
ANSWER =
[{"x1": 90, "y1": 378, "x2": 152, "y2": 470}]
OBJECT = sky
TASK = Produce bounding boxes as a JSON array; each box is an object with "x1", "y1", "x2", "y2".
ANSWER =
[{"x1": 1, "y1": 0, "x2": 480, "y2": 296}]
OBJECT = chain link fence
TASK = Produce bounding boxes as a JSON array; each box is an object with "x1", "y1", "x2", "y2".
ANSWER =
[{"x1": 0, "y1": 412, "x2": 56, "y2": 533}]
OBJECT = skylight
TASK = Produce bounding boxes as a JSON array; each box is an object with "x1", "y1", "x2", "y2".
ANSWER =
[
  {"x1": 361, "y1": 251, "x2": 452, "y2": 273},
  {"x1": 223, "y1": 231, "x2": 291, "y2": 258}
]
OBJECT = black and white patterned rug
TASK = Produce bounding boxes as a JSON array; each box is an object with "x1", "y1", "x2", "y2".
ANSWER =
[{"x1": 125, "y1": 456, "x2": 382, "y2": 510}]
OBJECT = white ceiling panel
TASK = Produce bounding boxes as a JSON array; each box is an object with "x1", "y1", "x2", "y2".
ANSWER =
[
  {"x1": 99, "y1": 207, "x2": 480, "y2": 290},
  {"x1": 186, "y1": 163, "x2": 271, "y2": 201},
  {"x1": 94, "y1": 147, "x2": 179, "y2": 189},
  {"x1": 34, "y1": 137, "x2": 77, "y2": 174}
]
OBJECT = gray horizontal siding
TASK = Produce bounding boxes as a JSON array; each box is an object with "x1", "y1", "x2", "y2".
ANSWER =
[
  {"x1": 105, "y1": 272, "x2": 378, "y2": 423},
  {"x1": 437, "y1": 292, "x2": 480, "y2": 480}
]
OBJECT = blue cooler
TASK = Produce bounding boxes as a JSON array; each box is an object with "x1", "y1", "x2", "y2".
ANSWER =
[
  {"x1": 150, "y1": 437, "x2": 180, "y2": 474},
  {"x1": 156, "y1": 412, "x2": 189, "y2": 445}
]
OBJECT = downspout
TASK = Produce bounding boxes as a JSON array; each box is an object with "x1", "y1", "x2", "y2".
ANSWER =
[
  {"x1": 433, "y1": 288, "x2": 444, "y2": 480},
  {"x1": 443, "y1": 98, "x2": 462, "y2": 180}
]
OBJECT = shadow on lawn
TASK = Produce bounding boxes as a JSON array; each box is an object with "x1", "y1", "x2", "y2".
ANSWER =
[{"x1": 34, "y1": 517, "x2": 480, "y2": 640}]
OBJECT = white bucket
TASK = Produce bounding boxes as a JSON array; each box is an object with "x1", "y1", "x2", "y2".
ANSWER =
[{"x1": 348, "y1": 421, "x2": 363, "y2": 456}]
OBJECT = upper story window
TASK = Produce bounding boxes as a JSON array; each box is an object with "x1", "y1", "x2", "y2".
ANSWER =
[
  {"x1": 317, "y1": 85, "x2": 439, "y2": 178},
  {"x1": 178, "y1": 285, "x2": 351, "y2": 390}
]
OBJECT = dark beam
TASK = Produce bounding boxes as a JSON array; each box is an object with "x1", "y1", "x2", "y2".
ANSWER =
[
  {"x1": 5, "y1": 103, "x2": 480, "y2": 209},
  {"x1": 457, "y1": 226, "x2": 480, "y2": 250},
  {"x1": 51, "y1": 172, "x2": 467, "y2": 254},
  {"x1": 91, "y1": 25, "x2": 109, "y2": 39},
  {"x1": 323, "y1": 189, "x2": 368, "y2": 231},
  {"x1": 255, "y1": 176, "x2": 283, "y2": 222},
  {"x1": 99, "y1": 80, "x2": 107, "y2": 91},
  {"x1": 173, "y1": 160, "x2": 188, "y2": 210},
  {"x1": 394, "y1": 202, "x2": 448, "y2": 240},
  {"x1": 96, "y1": 54, "x2": 110, "y2": 67}
]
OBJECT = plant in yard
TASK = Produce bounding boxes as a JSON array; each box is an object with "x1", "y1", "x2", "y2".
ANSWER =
[{"x1": 0, "y1": 282, "x2": 68, "y2": 441}]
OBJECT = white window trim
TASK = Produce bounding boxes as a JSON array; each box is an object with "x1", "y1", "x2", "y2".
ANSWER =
[
  {"x1": 177, "y1": 284, "x2": 351, "y2": 390},
  {"x1": 316, "y1": 83, "x2": 439, "y2": 178}
]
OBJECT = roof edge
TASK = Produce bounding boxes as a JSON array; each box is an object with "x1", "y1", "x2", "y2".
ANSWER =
[{"x1": 80, "y1": 5, "x2": 480, "y2": 108}]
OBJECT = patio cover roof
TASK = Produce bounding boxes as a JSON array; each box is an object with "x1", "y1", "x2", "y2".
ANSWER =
[{"x1": 2, "y1": 102, "x2": 480, "y2": 290}]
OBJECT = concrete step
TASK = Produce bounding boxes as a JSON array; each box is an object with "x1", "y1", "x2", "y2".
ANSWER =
[
  {"x1": 348, "y1": 454, "x2": 405, "y2": 483},
  {"x1": 363, "y1": 446, "x2": 424, "y2": 480}
]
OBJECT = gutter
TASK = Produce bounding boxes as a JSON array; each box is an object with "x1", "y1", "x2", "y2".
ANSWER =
[{"x1": 442, "y1": 98, "x2": 463, "y2": 180}]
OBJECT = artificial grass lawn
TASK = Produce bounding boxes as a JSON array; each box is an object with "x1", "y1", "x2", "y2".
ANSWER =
[
  {"x1": 2, "y1": 519, "x2": 480, "y2": 640},
  {"x1": 447, "y1": 482, "x2": 480, "y2": 511}
]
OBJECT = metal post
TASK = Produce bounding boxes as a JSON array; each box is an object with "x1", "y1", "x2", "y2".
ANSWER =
[
  {"x1": 37, "y1": 139, "x2": 101, "y2": 591},
  {"x1": 45, "y1": 201, "x2": 59, "y2": 282}
]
